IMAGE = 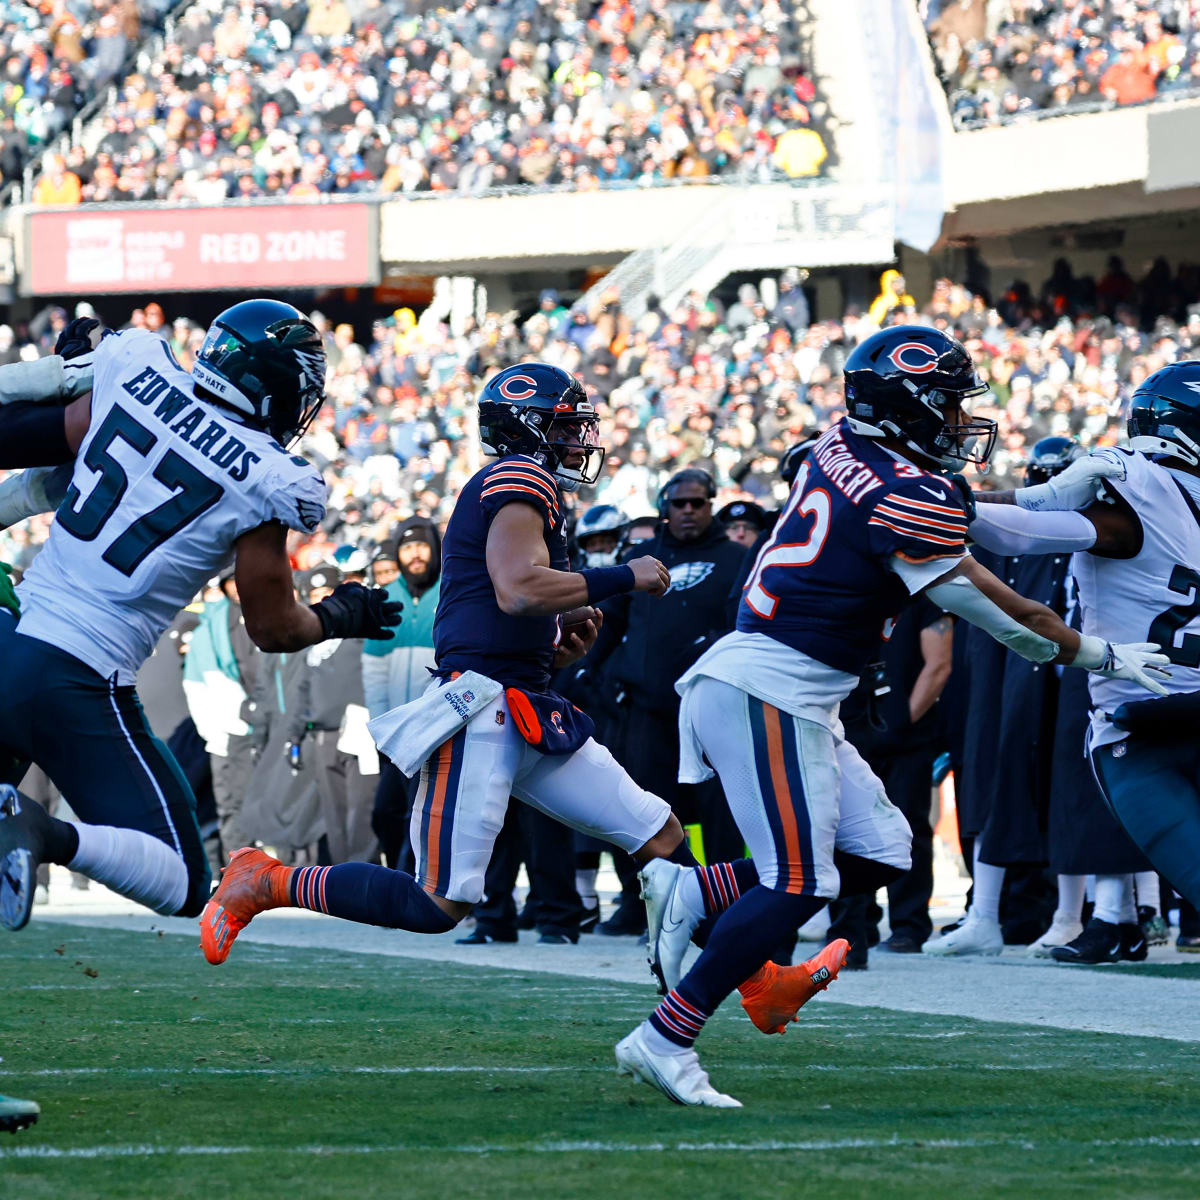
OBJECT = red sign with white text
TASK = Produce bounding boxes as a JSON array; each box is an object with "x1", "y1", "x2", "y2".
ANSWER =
[{"x1": 27, "y1": 202, "x2": 375, "y2": 295}]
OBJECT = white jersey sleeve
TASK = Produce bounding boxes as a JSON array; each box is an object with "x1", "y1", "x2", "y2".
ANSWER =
[{"x1": 259, "y1": 455, "x2": 328, "y2": 534}]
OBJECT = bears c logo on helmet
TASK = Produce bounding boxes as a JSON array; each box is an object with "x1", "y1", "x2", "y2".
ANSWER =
[
  {"x1": 498, "y1": 374, "x2": 540, "y2": 401},
  {"x1": 887, "y1": 342, "x2": 940, "y2": 374}
]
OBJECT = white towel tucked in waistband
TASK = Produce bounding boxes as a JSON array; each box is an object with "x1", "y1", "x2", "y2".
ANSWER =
[{"x1": 366, "y1": 671, "x2": 503, "y2": 776}]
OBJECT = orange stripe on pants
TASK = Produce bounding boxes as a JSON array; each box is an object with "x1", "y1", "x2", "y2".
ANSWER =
[
  {"x1": 422, "y1": 738, "x2": 454, "y2": 894},
  {"x1": 762, "y1": 703, "x2": 806, "y2": 894}
]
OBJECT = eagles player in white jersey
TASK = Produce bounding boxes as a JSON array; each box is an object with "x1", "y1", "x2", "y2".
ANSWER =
[
  {"x1": 0, "y1": 301, "x2": 401, "y2": 931},
  {"x1": 965, "y1": 361, "x2": 1200, "y2": 930}
]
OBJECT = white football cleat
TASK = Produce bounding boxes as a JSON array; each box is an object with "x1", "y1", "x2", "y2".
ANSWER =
[
  {"x1": 921, "y1": 911, "x2": 1003, "y2": 957},
  {"x1": 1026, "y1": 917, "x2": 1084, "y2": 958},
  {"x1": 615, "y1": 1025, "x2": 741, "y2": 1108},
  {"x1": 640, "y1": 859, "x2": 701, "y2": 994}
]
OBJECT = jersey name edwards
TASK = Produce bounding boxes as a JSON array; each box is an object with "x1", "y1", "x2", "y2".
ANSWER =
[{"x1": 121, "y1": 364, "x2": 262, "y2": 482}]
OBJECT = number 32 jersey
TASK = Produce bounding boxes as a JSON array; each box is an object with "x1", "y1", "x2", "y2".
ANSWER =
[
  {"x1": 736, "y1": 421, "x2": 968, "y2": 675},
  {"x1": 18, "y1": 329, "x2": 327, "y2": 684}
]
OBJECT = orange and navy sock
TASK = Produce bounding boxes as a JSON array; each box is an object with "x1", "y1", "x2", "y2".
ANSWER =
[
  {"x1": 290, "y1": 863, "x2": 456, "y2": 933},
  {"x1": 648, "y1": 986, "x2": 712, "y2": 1049},
  {"x1": 694, "y1": 860, "x2": 758, "y2": 917},
  {"x1": 690, "y1": 859, "x2": 760, "y2": 948}
]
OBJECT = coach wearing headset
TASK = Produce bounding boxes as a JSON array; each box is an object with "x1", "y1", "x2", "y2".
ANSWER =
[{"x1": 581, "y1": 468, "x2": 748, "y2": 934}]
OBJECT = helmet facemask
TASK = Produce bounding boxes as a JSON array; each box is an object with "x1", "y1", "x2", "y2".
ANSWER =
[
  {"x1": 852, "y1": 379, "x2": 996, "y2": 472},
  {"x1": 521, "y1": 409, "x2": 606, "y2": 491}
]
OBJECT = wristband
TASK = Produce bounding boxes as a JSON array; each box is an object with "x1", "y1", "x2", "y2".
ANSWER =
[
  {"x1": 581, "y1": 564, "x2": 636, "y2": 605},
  {"x1": 1071, "y1": 634, "x2": 1109, "y2": 671}
]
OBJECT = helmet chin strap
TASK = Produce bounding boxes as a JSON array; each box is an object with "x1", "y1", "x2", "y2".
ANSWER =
[
  {"x1": 847, "y1": 416, "x2": 948, "y2": 471},
  {"x1": 1130, "y1": 433, "x2": 1200, "y2": 468}
]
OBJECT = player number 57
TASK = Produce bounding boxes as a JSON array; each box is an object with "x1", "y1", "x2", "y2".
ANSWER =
[{"x1": 743, "y1": 463, "x2": 831, "y2": 619}]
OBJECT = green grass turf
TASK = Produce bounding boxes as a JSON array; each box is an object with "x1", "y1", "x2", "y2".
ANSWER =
[{"x1": 3, "y1": 923, "x2": 1200, "y2": 1199}]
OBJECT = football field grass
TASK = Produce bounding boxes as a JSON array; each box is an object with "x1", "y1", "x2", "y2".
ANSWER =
[{"x1": 4, "y1": 923, "x2": 1200, "y2": 1198}]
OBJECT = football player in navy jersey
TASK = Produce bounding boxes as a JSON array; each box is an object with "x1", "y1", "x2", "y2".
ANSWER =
[
  {"x1": 618, "y1": 326, "x2": 1171, "y2": 1106},
  {"x1": 202, "y1": 363, "x2": 850, "y2": 1101}
]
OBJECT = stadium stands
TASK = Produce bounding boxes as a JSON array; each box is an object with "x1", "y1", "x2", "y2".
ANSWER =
[
  {"x1": 29, "y1": 0, "x2": 834, "y2": 206},
  {"x1": 4, "y1": 259, "x2": 1198, "y2": 570},
  {"x1": 923, "y1": 0, "x2": 1200, "y2": 129}
]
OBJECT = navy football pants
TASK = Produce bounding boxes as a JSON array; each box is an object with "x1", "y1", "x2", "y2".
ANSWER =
[
  {"x1": 0, "y1": 615, "x2": 211, "y2": 916},
  {"x1": 1093, "y1": 736, "x2": 1200, "y2": 909}
]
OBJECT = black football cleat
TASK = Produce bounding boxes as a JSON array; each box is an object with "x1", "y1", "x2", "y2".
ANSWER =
[
  {"x1": 454, "y1": 928, "x2": 518, "y2": 945},
  {"x1": 1051, "y1": 918, "x2": 1122, "y2": 965},
  {"x1": 1119, "y1": 922, "x2": 1148, "y2": 962},
  {"x1": 0, "y1": 1094, "x2": 40, "y2": 1133},
  {"x1": 0, "y1": 786, "x2": 50, "y2": 932}
]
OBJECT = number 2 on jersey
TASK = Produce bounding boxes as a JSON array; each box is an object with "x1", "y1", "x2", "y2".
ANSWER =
[
  {"x1": 57, "y1": 406, "x2": 224, "y2": 577},
  {"x1": 744, "y1": 463, "x2": 831, "y2": 619},
  {"x1": 1148, "y1": 563, "x2": 1200, "y2": 668}
]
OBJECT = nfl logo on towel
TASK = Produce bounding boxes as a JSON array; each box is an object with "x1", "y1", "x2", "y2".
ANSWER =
[{"x1": 462, "y1": 690, "x2": 475, "y2": 703}]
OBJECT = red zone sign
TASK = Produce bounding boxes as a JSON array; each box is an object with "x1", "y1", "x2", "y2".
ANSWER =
[{"x1": 26, "y1": 202, "x2": 377, "y2": 295}]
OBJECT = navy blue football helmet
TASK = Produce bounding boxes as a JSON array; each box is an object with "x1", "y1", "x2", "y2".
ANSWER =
[
  {"x1": 192, "y1": 299, "x2": 326, "y2": 445},
  {"x1": 843, "y1": 326, "x2": 996, "y2": 471},
  {"x1": 1129, "y1": 360, "x2": 1200, "y2": 468},
  {"x1": 1025, "y1": 436, "x2": 1084, "y2": 485},
  {"x1": 478, "y1": 362, "x2": 603, "y2": 490}
]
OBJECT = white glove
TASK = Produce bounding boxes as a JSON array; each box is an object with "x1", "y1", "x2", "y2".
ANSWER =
[
  {"x1": 1072, "y1": 635, "x2": 1171, "y2": 696},
  {"x1": 1015, "y1": 453, "x2": 1125, "y2": 512}
]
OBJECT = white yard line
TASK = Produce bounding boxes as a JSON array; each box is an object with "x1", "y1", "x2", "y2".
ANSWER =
[
  {"x1": 6, "y1": 1136, "x2": 1200, "y2": 1161},
  {"x1": 28, "y1": 895, "x2": 1200, "y2": 1044}
]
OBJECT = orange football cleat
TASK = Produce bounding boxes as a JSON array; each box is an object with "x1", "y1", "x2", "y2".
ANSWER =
[
  {"x1": 200, "y1": 847, "x2": 292, "y2": 965},
  {"x1": 737, "y1": 938, "x2": 851, "y2": 1035}
]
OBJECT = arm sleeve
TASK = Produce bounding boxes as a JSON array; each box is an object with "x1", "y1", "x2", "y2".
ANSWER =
[
  {"x1": 478, "y1": 460, "x2": 561, "y2": 528},
  {"x1": 925, "y1": 572, "x2": 1059, "y2": 664},
  {"x1": 868, "y1": 481, "x2": 969, "y2": 572},
  {"x1": 968, "y1": 504, "x2": 1096, "y2": 556}
]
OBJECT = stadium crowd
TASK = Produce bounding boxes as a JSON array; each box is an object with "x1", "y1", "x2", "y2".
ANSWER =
[
  {"x1": 9, "y1": 248, "x2": 1200, "y2": 954},
  {"x1": 923, "y1": 0, "x2": 1200, "y2": 128},
  {"x1": 25, "y1": 0, "x2": 832, "y2": 206}
]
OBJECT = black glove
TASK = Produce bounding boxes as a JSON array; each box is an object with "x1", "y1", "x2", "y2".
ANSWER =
[
  {"x1": 54, "y1": 317, "x2": 100, "y2": 360},
  {"x1": 310, "y1": 581, "x2": 403, "y2": 641},
  {"x1": 946, "y1": 472, "x2": 977, "y2": 523}
]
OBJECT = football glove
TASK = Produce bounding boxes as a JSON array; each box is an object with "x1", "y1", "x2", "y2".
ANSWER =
[
  {"x1": 310, "y1": 582, "x2": 403, "y2": 641},
  {"x1": 1015, "y1": 453, "x2": 1124, "y2": 512},
  {"x1": 945, "y1": 473, "x2": 976, "y2": 522},
  {"x1": 1074, "y1": 635, "x2": 1171, "y2": 697},
  {"x1": 54, "y1": 316, "x2": 100, "y2": 360},
  {"x1": 0, "y1": 562, "x2": 18, "y2": 618}
]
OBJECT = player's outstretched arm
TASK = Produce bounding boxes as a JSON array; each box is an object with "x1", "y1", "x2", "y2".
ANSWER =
[
  {"x1": 924, "y1": 555, "x2": 1170, "y2": 693},
  {"x1": 973, "y1": 452, "x2": 1125, "y2": 511},
  {"x1": 486, "y1": 502, "x2": 668, "y2": 616},
  {"x1": 235, "y1": 522, "x2": 403, "y2": 652}
]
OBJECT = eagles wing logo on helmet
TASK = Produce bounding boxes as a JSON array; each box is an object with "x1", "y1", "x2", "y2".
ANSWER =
[
  {"x1": 665, "y1": 562, "x2": 714, "y2": 594},
  {"x1": 293, "y1": 348, "x2": 327, "y2": 394}
]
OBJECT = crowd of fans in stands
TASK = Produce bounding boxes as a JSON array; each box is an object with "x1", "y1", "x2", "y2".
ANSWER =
[
  {"x1": 1, "y1": 251, "x2": 1198, "y2": 573},
  {"x1": 21, "y1": 0, "x2": 832, "y2": 205},
  {"x1": 923, "y1": 0, "x2": 1200, "y2": 128},
  {"x1": 1, "y1": 0, "x2": 178, "y2": 195}
]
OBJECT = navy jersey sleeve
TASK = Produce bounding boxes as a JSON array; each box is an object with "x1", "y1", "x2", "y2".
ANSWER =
[
  {"x1": 866, "y1": 477, "x2": 968, "y2": 565},
  {"x1": 478, "y1": 458, "x2": 561, "y2": 528}
]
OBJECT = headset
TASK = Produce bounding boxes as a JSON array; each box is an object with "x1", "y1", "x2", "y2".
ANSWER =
[{"x1": 656, "y1": 467, "x2": 717, "y2": 519}]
